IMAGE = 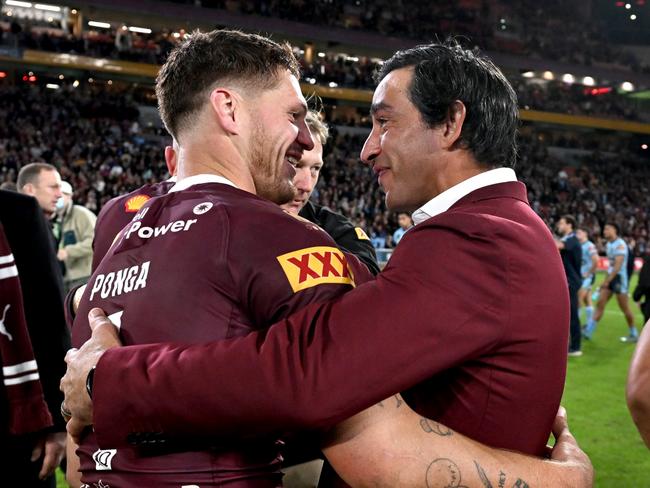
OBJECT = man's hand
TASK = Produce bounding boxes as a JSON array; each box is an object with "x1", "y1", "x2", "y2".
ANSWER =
[
  {"x1": 60, "y1": 308, "x2": 122, "y2": 441},
  {"x1": 550, "y1": 406, "x2": 594, "y2": 487},
  {"x1": 57, "y1": 248, "x2": 68, "y2": 261},
  {"x1": 31, "y1": 431, "x2": 66, "y2": 480}
]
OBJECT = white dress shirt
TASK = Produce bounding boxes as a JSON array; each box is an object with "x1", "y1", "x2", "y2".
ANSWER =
[{"x1": 411, "y1": 167, "x2": 517, "y2": 226}]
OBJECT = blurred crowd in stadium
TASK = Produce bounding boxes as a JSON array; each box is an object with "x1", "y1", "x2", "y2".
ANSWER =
[
  {"x1": 3, "y1": 0, "x2": 648, "y2": 72},
  {"x1": 0, "y1": 83, "x2": 648, "y2": 258}
]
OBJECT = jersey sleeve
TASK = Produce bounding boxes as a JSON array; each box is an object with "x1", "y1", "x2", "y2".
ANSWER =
[
  {"x1": 613, "y1": 242, "x2": 627, "y2": 257},
  {"x1": 588, "y1": 243, "x2": 597, "y2": 257}
]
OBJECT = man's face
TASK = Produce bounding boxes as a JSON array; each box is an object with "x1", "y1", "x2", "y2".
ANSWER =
[
  {"x1": 556, "y1": 219, "x2": 569, "y2": 236},
  {"x1": 247, "y1": 70, "x2": 314, "y2": 205},
  {"x1": 24, "y1": 169, "x2": 62, "y2": 215},
  {"x1": 361, "y1": 67, "x2": 443, "y2": 212},
  {"x1": 603, "y1": 225, "x2": 616, "y2": 241},
  {"x1": 281, "y1": 138, "x2": 323, "y2": 215},
  {"x1": 398, "y1": 213, "x2": 412, "y2": 229},
  {"x1": 576, "y1": 229, "x2": 587, "y2": 243}
]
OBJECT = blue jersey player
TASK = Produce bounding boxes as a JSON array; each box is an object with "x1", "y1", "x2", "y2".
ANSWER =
[
  {"x1": 591, "y1": 223, "x2": 638, "y2": 342},
  {"x1": 576, "y1": 228, "x2": 598, "y2": 336}
]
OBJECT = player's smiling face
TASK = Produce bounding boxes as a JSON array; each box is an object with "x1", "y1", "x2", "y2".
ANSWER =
[
  {"x1": 361, "y1": 67, "x2": 444, "y2": 213},
  {"x1": 248, "y1": 70, "x2": 313, "y2": 205}
]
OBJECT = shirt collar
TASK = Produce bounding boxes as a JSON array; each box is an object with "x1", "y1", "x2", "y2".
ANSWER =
[
  {"x1": 169, "y1": 174, "x2": 238, "y2": 193},
  {"x1": 411, "y1": 167, "x2": 517, "y2": 226}
]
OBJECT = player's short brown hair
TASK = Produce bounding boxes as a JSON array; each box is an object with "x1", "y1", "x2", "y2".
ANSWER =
[
  {"x1": 156, "y1": 29, "x2": 300, "y2": 139},
  {"x1": 17, "y1": 162, "x2": 57, "y2": 191},
  {"x1": 306, "y1": 111, "x2": 329, "y2": 146}
]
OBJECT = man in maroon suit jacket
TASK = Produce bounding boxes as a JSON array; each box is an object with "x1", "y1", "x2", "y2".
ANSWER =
[{"x1": 62, "y1": 38, "x2": 591, "y2": 486}]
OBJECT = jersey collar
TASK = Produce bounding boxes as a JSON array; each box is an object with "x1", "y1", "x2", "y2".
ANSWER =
[{"x1": 169, "y1": 174, "x2": 238, "y2": 193}]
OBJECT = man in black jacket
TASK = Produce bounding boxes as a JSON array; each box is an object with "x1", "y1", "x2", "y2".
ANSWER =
[
  {"x1": 0, "y1": 190, "x2": 71, "y2": 486},
  {"x1": 283, "y1": 111, "x2": 380, "y2": 275},
  {"x1": 556, "y1": 215, "x2": 583, "y2": 356}
]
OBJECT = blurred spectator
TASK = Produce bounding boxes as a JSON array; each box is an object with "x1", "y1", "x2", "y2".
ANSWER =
[
  {"x1": 0, "y1": 189, "x2": 71, "y2": 487},
  {"x1": 17, "y1": 163, "x2": 63, "y2": 222},
  {"x1": 56, "y1": 181, "x2": 97, "y2": 293},
  {"x1": 392, "y1": 212, "x2": 413, "y2": 246}
]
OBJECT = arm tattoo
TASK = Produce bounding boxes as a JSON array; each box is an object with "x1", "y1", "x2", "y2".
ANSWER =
[
  {"x1": 425, "y1": 458, "x2": 468, "y2": 488},
  {"x1": 498, "y1": 471, "x2": 506, "y2": 488},
  {"x1": 394, "y1": 394, "x2": 403, "y2": 408},
  {"x1": 512, "y1": 479, "x2": 529, "y2": 488},
  {"x1": 474, "y1": 461, "x2": 494, "y2": 488},
  {"x1": 420, "y1": 418, "x2": 453, "y2": 437}
]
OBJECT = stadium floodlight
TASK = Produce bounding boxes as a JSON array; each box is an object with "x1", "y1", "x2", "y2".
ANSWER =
[
  {"x1": 621, "y1": 81, "x2": 635, "y2": 92},
  {"x1": 642, "y1": 144, "x2": 648, "y2": 150},
  {"x1": 88, "y1": 21, "x2": 111, "y2": 29},
  {"x1": 5, "y1": 0, "x2": 33, "y2": 7},
  {"x1": 625, "y1": 3, "x2": 631, "y2": 8},
  {"x1": 45, "y1": 83, "x2": 59, "y2": 90},
  {"x1": 582, "y1": 76, "x2": 596, "y2": 86},
  {"x1": 631, "y1": 14, "x2": 637, "y2": 20},
  {"x1": 542, "y1": 71, "x2": 554, "y2": 80},
  {"x1": 72, "y1": 80, "x2": 80, "y2": 88},
  {"x1": 328, "y1": 82, "x2": 338, "y2": 88},
  {"x1": 318, "y1": 52, "x2": 326, "y2": 58},
  {"x1": 34, "y1": 3, "x2": 61, "y2": 11},
  {"x1": 522, "y1": 71, "x2": 534, "y2": 78},
  {"x1": 128, "y1": 26, "x2": 152, "y2": 34},
  {"x1": 562, "y1": 74, "x2": 575, "y2": 84}
]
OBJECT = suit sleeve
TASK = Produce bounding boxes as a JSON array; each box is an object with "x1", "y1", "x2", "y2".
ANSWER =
[
  {"x1": 93, "y1": 221, "x2": 506, "y2": 447},
  {"x1": 17, "y1": 198, "x2": 71, "y2": 432}
]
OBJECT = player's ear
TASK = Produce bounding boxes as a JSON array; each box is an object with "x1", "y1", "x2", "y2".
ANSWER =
[
  {"x1": 164, "y1": 145, "x2": 177, "y2": 176},
  {"x1": 441, "y1": 100, "x2": 466, "y2": 150},
  {"x1": 22, "y1": 182, "x2": 35, "y2": 196},
  {"x1": 209, "y1": 87, "x2": 242, "y2": 135}
]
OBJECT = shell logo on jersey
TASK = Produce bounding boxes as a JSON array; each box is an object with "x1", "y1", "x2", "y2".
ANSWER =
[
  {"x1": 124, "y1": 194, "x2": 150, "y2": 213},
  {"x1": 277, "y1": 246, "x2": 355, "y2": 292}
]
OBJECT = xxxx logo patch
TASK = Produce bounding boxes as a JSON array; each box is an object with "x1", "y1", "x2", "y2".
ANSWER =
[{"x1": 277, "y1": 246, "x2": 355, "y2": 292}]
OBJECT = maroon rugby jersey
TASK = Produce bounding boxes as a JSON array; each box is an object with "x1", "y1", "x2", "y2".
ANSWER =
[
  {"x1": 73, "y1": 176, "x2": 372, "y2": 487},
  {"x1": 91, "y1": 180, "x2": 176, "y2": 271}
]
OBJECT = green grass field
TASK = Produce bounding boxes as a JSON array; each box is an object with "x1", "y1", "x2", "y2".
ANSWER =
[
  {"x1": 561, "y1": 272, "x2": 650, "y2": 486},
  {"x1": 56, "y1": 273, "x2": 650, "y2": 487}
]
